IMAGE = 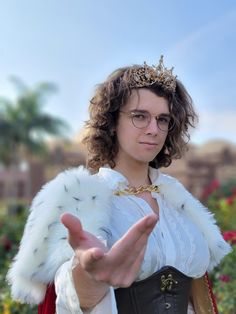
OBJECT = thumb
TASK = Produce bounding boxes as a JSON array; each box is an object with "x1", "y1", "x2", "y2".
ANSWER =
[{"x1": 61, "y1": 213, "x2": 85, "y2": 249}]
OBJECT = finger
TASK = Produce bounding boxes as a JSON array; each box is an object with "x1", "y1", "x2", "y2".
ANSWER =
[
  {"x1": 133, "y1": 214, "x2": 158, "y2": 235},
  {"x1": 120, "y1": 234, "x2": 148, "y2": 271},
  {"x1": 119, "y1": 243, "x2": 147, "y2": 272},
  {"x1": 110, "y1": 245, "x2": 147, "y2": 287},
  {"x1": 108, "y1": 214, "x2": 157, "y2": 265},
  {"x1": 129, "y1": 244, "x2": 146, "y2": 269},
  {"x1": 60, "y1": 213, "x2": 85, "y2": 248},
  {"x1": 113, "y1": 214, "x2": 158, "y2": 251},
  {"x1": 79, "y1": 247, "x2": 105, "y2": 270}
]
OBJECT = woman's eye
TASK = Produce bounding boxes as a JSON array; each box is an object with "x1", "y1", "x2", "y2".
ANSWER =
[
  {"x1": 158, "y1": 117, "x2": 170, "y2": 124},
  {"x1": 133, "y1": 113, "x2": 147, "y2": 120}
]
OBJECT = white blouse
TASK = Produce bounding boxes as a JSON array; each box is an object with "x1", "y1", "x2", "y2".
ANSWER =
[{"x1": 55, "y1": 167, "x2": 210, "y2": 314}]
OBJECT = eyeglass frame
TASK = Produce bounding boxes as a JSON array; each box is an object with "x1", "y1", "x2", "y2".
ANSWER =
[{"x1": 119, "y1": 109, "x2": 175, "y2": 132}]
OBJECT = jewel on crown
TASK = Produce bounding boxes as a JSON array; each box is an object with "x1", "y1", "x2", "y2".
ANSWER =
[{"x1": 128, "y1": 55, "x2": 177, "y2": 93}]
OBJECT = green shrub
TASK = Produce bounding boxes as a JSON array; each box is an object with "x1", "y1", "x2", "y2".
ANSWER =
[
  {"x1": 204, "y1": 180, "x2": 236, "y2": 314},
  {"x1": 0, "y1": 207, "x2": 37, "y2": 314}
]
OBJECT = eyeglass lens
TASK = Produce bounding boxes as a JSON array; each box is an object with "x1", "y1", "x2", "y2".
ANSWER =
[{"x1": 131, "y1": 111, "x2": 171, "y2": 131}]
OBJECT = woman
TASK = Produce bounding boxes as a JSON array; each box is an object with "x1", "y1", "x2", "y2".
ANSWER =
[{"x1": 8, "y1": 56, "x2": 231, "y2": 313}]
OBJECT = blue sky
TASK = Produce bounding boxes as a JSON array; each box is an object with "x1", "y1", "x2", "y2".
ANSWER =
[{"x1": 0, "y1": 0, "x2": 236, "y2": 145}]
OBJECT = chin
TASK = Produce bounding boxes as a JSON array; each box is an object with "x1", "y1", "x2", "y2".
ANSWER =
[
  {"x1": 140, "y1": 153, "x2": 159, "y2": 162},
  {"x1": 134, "y1": 157, "x2": 156, "y2": 165}
]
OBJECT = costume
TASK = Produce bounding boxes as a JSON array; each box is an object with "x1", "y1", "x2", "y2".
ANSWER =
[{"x1": 7, "y1": 166, "x2": 231, "y2": 314}]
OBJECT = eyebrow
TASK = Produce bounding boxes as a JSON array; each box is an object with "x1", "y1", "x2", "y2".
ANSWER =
[{"x1": 131, "y1": 109, "x2": 171, "y2": 117}]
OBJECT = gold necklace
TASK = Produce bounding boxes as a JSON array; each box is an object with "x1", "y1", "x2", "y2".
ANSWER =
[{"x1": 114, "y1": 184, "x2": 159, "y2": 196}]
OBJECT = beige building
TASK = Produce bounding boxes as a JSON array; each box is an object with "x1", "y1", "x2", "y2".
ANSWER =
[
  {"x1": 162, "y1": 140, "x2": 236, "y2": 199},
  {"x1": 0, "y1": 139, "x2": 235, "y2": 206}
]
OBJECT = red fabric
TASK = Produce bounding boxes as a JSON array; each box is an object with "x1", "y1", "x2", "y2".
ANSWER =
[{"x1": 38, "y1": 284, "x2": 56, "y2": 314}]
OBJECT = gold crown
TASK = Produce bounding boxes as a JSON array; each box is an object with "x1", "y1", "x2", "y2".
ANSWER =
[{"x1": 127, "y1": 55, "x2": 177, "y2": 93}]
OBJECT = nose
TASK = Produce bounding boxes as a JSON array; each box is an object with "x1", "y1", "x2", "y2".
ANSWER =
[{"x1": 145, "y1": 117, "x2": 159, "y2": 135}]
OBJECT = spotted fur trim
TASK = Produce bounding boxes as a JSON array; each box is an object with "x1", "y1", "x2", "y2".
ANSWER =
[
  {"x1": 156, "y1": 173, "x2": 232, "y2": 272},
  {"x1": 7, "y1": 166, "x2": 112, "y2": 304},
  {"x1": 7, "y1": 168, "x2": 231, "y2": 304}
]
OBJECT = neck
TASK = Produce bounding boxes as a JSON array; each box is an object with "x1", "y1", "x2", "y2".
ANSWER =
[{"x1": 114, "y1": 159, "x2": 151, "y2": 188}]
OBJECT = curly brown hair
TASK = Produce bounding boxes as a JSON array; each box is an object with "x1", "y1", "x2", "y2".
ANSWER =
[{"x1": 82, "y1": 65, "x2": 198, "y2": 172}]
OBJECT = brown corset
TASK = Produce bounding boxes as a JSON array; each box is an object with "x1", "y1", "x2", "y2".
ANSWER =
[{"x1": 114, "y1": 266, "x2": 192, "y2": 314}]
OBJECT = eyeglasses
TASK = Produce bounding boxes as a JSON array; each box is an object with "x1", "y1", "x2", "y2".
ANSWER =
[{"x1": 119, "y1": 110, "x2": 174, "y2": 132}]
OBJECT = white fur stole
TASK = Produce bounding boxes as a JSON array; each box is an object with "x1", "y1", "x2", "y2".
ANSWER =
[
  {"x1": 7, "y1": 166, "x2": 112, "y2": 304},
  {"x1": 156, "y1": 173, "x2": 232, "y2": 272},
  {"x1": 7, "y1": 168, "x2": 232, "y2": 305}
]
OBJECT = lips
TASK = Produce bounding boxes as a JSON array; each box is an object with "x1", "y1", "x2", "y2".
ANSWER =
[
  {"x1": 139, "y1": 142, "x2": 159, "y2": 151},
  {"x1": 139, "y1": 142, "x2": 158, "y2": 146}
]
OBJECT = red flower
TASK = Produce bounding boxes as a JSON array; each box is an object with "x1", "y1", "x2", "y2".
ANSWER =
[
  {"x1": 211, "y1": 179, "x2": 220, "y2": 190},
  {"x1": 223, "y1": 231, "x2": 236, "y2": 245},
  {"x1": 219, "y1": 274, "x2": 231, "y2": 283},
  {"x1": 226, "y1": 196, "x2": 234, "y2": 205},
  {"x1": 202, "y1": 179, "x2": 220, "y2": 199}
]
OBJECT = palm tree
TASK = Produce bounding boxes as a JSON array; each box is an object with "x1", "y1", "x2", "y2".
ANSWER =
[
  {"x1": 0, "y1": 77, "x2": 69, "y2": 166},
  {"x1": 0, "y1": 77, "x2": 70, "y2": 208}
]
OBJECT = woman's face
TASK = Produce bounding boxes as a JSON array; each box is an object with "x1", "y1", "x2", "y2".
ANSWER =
[{"x1": 115, "y1": 88, "x2": 169, "y2": 167}]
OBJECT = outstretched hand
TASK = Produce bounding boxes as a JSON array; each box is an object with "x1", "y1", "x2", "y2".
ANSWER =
[{"x1": 61, "y1": 212, "x2": 158, "y2": 288}]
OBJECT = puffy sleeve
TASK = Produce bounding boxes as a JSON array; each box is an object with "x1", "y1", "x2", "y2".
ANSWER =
[{"x1": 54, "y1": 257, "x2": 118, "y2": 314}]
